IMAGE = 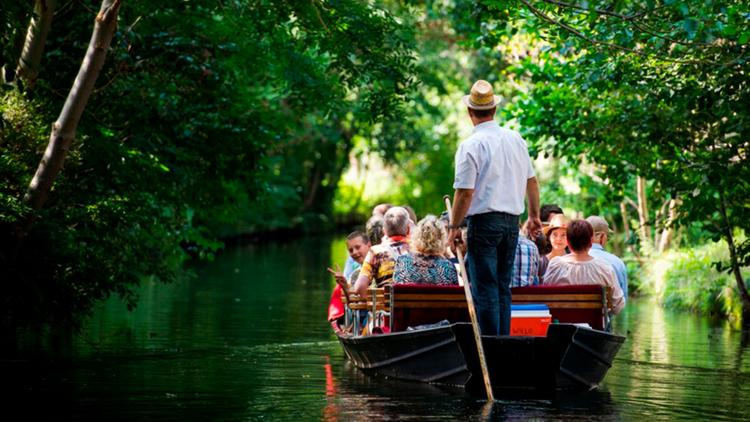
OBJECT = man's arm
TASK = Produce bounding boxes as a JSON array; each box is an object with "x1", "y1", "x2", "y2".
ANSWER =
[
  {"x1": 525, "y1": 177, "x2": 541, "y2": 236},
  {"x1": 448, "y1": 188, "x2": 473, "y2": 251}
]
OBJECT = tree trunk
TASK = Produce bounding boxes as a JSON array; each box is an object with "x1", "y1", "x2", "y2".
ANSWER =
[
  {"x1": 657, "y1": 198, "x2": 679, "y2": 253},
  {"x1": 636, "y1": 176, "x2": 652, "y2": 254},
  {"x1": 2, "y1": 1, "x2": 34, "y2": 83},
  {"x1": 23, "y1": 0, "x2": 122, "y2": 212},
  {"x1": 718, "y1": 190, "x2": 750, "y2": 326},
  {"x1": 15, "y1": 0, "x2": 57, "y2": 87},
  {"x1": 653, "y1": 198, "x2": 667, "y2": 250},
  {"x1": 301, "y1": 124, "x2": 355, "y2": 215},
  {"x1": 610, "y1": 215, "x2": 623, "y2": 256},
  {"x1": 620, "y1": 200, "x2": 638, "y2": 258}
]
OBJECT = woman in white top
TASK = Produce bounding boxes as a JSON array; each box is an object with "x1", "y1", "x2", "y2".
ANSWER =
[{"x1": 544, "y1": 219, "x2": 625, "y2": 314}]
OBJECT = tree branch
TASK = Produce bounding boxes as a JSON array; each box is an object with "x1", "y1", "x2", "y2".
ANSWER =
[
  {"x1": 542, "y1": 0, "x2": 713, "y2": 48},
  {"x1": 521, "y1": 0, "x2": 712, "y2": 65},
  {"x1": 623, "y1": 196, "x2": 638, "y2": 213},
  {"x1": 16, "y1": 0, "x2": 57, "y2": 86},
  {"x1": 718, "y1": 187, "x2": 750, "y2": 313},
  {"x1": 539, "y1": 0, "x2": 647, "y2": 20}
]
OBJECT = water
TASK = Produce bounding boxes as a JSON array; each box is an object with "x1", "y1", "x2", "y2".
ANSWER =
[{"x1": 3, "y1": 235, "x2": 750, "y2": 421}]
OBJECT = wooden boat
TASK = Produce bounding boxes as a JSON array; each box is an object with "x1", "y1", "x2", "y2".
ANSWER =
[{"x1": 334, "y1": 284, "x2": 626, "y2": 393}]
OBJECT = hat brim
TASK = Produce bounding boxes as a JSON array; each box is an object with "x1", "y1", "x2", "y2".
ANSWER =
[
  {"x1": 462, "y1": 95, "x2": 501, "y2": 110},
  {"x1": 542, "y1": 225, "x2": 566, "y2": 236}
]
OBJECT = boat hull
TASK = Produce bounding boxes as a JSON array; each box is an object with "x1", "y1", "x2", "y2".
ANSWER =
[
  {"x1": 339, "y1": 323, "x2": 472, "y2": 386},
  {"x1": 337, "y1": 323, "x2": 625, "y2": 392}
]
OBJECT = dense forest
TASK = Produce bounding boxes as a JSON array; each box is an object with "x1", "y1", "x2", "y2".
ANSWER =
[{"x1": 1, "y1": 0, "x2": 748, "y2": 328}]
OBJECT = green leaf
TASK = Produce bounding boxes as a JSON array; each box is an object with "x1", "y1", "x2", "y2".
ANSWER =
[{"x1": 683, "y1": 18, "x2": 698, "y2": 38}]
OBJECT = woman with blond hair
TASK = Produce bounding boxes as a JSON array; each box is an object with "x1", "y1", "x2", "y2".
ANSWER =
[{"x1": 393, "y1": 215, "x2": 458, "y2": 285}]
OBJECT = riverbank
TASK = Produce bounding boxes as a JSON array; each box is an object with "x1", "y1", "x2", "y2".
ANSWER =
[{"x1": 637, "y1": 240, "x2": 750, "y2": 325}]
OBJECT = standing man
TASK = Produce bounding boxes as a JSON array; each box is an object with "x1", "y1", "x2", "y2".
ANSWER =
[
  {"x1": 586, "y1": 215, "x2": 628, "y2": 304},
  {"x1": 448, "y1": 80, "x2": 541, "y2": 336}
]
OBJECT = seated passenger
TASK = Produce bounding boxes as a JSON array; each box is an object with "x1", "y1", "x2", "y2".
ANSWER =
[
  {"x1": 403, "y1": 205, "x2": 418, "y2": 232},
  {"x1": 539, "y1": 213, "x2": 571, "y2": 282},
  {"x1": 352, "y1": 207, "x2": 412, "y2": 296},
  {"x1": 372, "y1": 203, "x2": 393, "y2": 218},
  {"x1": 366, "y1": 215, "x2": 385, "y2": 246},
  {"x1": 540, "y1": 203, "x2": 564, "y2": 227},
  {"x1": 544, "y1": 220, "x2": 625, "y2": 314},
  {"x1": 329, "y1": 231, "x2": 371, "y2": 289},
  {"x1": 403, "y1": 205, "x2": 418, "y2": 224},
  {"x1": 393, "y1": 215, "x2": 458, "y2": 286},
  {"x1": 586, "y1": 215, "x2": 628, "y2": 304},
  {"x1": 326, "y1": 231, "x2": 372, "y2": 332},
  {"x1": 512, "y1": 228, "x2": 540, "y2": 287},
  {"x1": 340, "y1": 231, "x2": 371, "y2": 283},
  {"x1": 438, "y1": 212, "x2": 454, "y2": 259}
]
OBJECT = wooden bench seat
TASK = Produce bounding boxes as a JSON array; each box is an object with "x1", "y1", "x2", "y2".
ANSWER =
[
  {"x1": 341, "y1": 289, "x2": 389, "y2": 311},
  {"x1": 388, "y1": 284, "x2": 610, "y2": 332},
  {"x1": 512, "y1": 285, "x2": 609, "y2": 330},
  {"x1": 341, "y1": 288, "x2": 390, "y2": 334}
]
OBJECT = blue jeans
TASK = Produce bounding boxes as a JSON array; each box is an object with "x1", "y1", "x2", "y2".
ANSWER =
[{"x1": 466, "y1": 212, "x2": 519, "y2": 336}]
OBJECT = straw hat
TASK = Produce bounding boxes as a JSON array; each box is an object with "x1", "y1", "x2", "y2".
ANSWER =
[
  {"x1": 462, "y1": 80, "x2": 501, "y2": 110},
  {"x1": 586, "y1": 215, "x2": 614, "y2": 234},
  {"x1": 543, "y1": 214, "x2": 571, "y2": 236}
]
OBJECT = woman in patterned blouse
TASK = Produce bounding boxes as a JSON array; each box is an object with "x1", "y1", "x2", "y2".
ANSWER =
[{"x1": 393, "y1": 215, "x2": 459, "y2": 286}]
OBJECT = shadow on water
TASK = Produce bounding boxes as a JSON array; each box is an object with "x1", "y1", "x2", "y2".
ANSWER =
[{"x1": 2, "y1": 235, "x2": 750, "y2": 420}]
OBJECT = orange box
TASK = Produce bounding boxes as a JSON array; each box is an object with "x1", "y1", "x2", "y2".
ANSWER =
[{"x1": 510, "y1": 316, "x2": 552, "y2": 337}]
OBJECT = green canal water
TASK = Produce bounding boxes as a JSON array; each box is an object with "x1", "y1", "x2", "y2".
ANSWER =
[{"x1": 4, "y1": 235, "x2": 750, "y2": 420}]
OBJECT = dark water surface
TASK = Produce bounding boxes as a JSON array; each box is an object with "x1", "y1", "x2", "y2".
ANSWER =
[{"x1": 4, "y1": 235, "x2": 750, "y2": 421}]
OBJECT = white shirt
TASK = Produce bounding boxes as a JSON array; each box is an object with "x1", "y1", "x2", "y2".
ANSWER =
[
  {"x1": 544, "y1": 254, "x2": 625, "y2": 314},
  {"x1": 453, "y1": 121, "x2": 535, "y2": 216}
]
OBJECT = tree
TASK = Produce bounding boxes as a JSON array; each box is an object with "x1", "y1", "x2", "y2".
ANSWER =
[
  {"x1": 15, "y1": 0, "x2": 56, "y2": 86},
  {"x1": 24, "y1": 0, "x2": 121, "y2": 212},
  {"x1": 1, "y1": 0, "x2": 422, "y2": 327},
  {"x1": 478, "y1": 0, "x2": 750, "y2": 321},
  {"x1": 0, "y1": 1, "x2": 32, "y2": 83}
]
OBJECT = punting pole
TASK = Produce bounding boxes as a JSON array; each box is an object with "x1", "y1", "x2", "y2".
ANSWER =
[{"x1": 444, "y1": 195, "x2": 495, "y2": 401}]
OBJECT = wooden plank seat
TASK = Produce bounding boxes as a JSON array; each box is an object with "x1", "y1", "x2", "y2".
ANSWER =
[
  {"x1": 512, "y1": 285, "x2": 609, "y2": 331},
  {"x1": 341, "y1": 289, "x2": 389, "y2": 310},
  {"x1": 388, "y1": 284, "x2": 610, "y2": 333},
  {"x1": 341, "y1": 288, "x2": 390, "y2": 334}
]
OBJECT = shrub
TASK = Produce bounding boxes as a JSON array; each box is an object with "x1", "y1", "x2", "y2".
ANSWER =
[{"x1": 641, "y1": 240, "x2": 748, "y2": 321}]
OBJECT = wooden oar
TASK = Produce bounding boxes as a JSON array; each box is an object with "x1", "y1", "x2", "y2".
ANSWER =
[{"x1": 444, "y1": 195, "x2": 495, "y2": 401}]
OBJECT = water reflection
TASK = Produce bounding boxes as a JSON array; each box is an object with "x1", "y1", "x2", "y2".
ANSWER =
[
  {"x1": 2, "y1": 235, "x2": 750, "y2": 420},
  {"x1": 321, "y1": 352, "x2": 620, "y2": 421},
  {"x1": 607, "y1": 299, "x2": 750, "y2": 420}
]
